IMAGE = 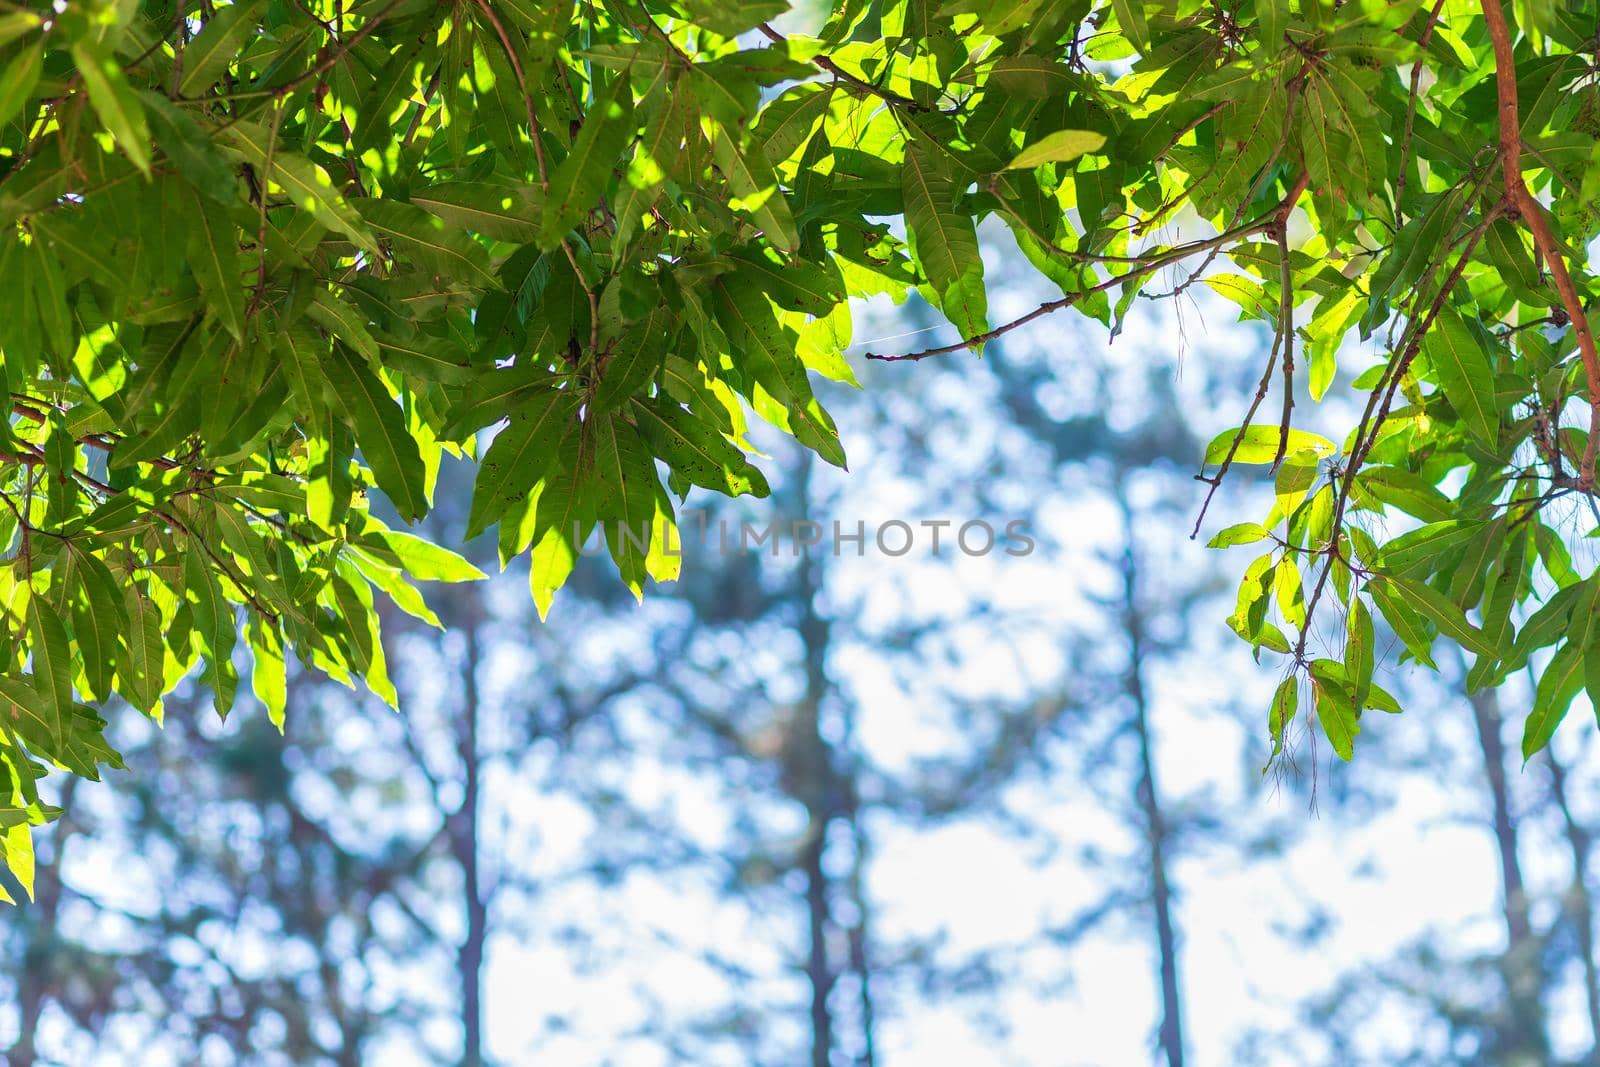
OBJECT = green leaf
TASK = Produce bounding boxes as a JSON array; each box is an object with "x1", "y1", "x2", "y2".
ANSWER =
[
  {"x1": 592, "y1": 414, "x2": 660, "y2": 594},
  {"x1": 72, "y1": 44, "x2": 153, "y2": 175},
  {"x1": 1346, "y1": 597, "x2": 1374, "y2": 706},
  {"x1": 143, "y1": 93, "x2": 239, "y2": 204},
  {"x1": 1203, "y1": 425, "x2": 1336, "y2": 464},
  {"x1": 1266, "y1": 674, "x2": 1297, "y2": 766},
  {"x1": 1311, "y1": 660, "x2": 1359, "y2": 760},
  {"x1": 754, "y1": 84, "x2": 832, "y2": 165},
  {"x1": 120, "y1": 587, "x2": 164, "y2": 716},
  {"x1": 0, "y1": 676, "x2": 53, "y2": 751},
  {"x1": 528, "y1": 457, "x2": 595, "y2": 620},
  {"x1": 1366, "y1": 576, "x2": 1438, "y2": 669},
  {"x1": 27, "y1": 598, "x2": 70, "y2": 742},
  {"x1": 219, "y1": 122, "x2": 378, "y2": 252},
  {"x1": 1374, "y1": 520, "x2": 1486, "y2": 578},
  {"x1": 677, "y1": 0, "x2": 790, "y2": 35},
  {"x1": 249, "y1": 622, "x2": 287, "y2": 731},
  {"x1": 277, "y1": 324, "x2": 330, "y2": 418},
  {"x1": 412, "y1": 182, "x2": 544, "y2": 243},
  {"x1": 355, "y1": 199, "x2": 501, "y2": 291},
  {"x1": 183, "y1": 545, "x2": 238, "y2": 716},
  {"x1": 69, "y1": 550, "x2": 126, "y2": 704},
  {"x1": 1004, "y1": 129, "x2": 1106, "y2": 170},
  {"x1": 715, "y1": 280, "x2": 846, "y2": 467},
  {"x1": 357, "y1": 528, "x2": 487, "y2": 582},
  {"x1": 1256, "y1": 0, "x2": 1286, "y2": 53},
  {"x1": 1378, "y1": 575, "x2": 1499, "y2": 658},
  {"x1": 323, "y1": 342, "x2": 428, "y2": 522},
  {"x1": 903, "y1": 144, "x2": 987, "y2": 343},
  {"x1": 188, "y1": 196, "x2": 246, "y2": 340},
  {"x1": 0, "y1": 41, "x2": 42, "y2": 130},
  {"x1": 1111, "y1": 0, "x2": 1149, "y2": 50},
  {"x1": 544, "y1": 72, "x2": 635, "y2": 245},
  {"x1": 1424, "y1": 305, "x2": 1499, "y2": 445},
  {"x1": 308, "y1": 290, "x2": 380, "y2": 366},
  {"x1": 709, "y1": 122, "x2": 800, "y2": 254},
  {"x1": 177, "y1": 1, "x2": 263, "y2": 98},
  {"x1": 1523, "y1": 640, "x2": 1584, "y2": 760},
  {"x1": 0, "y1": 12, "x2": 40, "y2": 51},
  {"x1": 467, "y1": 389, "x2": 576, "y2": 539},
  {"x1": 632, "y1": 397, "x2": 770, "y2": 497},
  {"x1": 593, "y1": 315, "x2": 670, "y2": 414},
  {"x1": 2, "y1": 818, "x2": 34, "y2": 901},
  {"x1": 1207, "y1": 522, "x2": 1269, "y2": 548}
]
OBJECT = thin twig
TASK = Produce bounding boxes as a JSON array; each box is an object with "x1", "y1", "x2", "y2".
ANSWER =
[
  {"x1": 868, "y1": 213, "x2": 1280, "y2": 361},
  {"x1": 1190, "y1": 337, "x2": 1282, "y2": 538}
]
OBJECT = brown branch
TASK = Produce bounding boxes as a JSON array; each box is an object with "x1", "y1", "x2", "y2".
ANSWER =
[
  {"x1": 1270, "y1": 218, "x2": 1297, "y2": 472},
  {"x1": 10, "y1": 401, "x2": 183, "y2": 472},
  {"x1": 1154, "y1": 103, "x2": 1227, "y2": 163},
  {"x1": 1481, "y1": 0, "x2": 1600, "y2": 485}
]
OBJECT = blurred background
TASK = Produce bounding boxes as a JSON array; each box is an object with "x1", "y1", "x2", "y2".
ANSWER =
[{"x1": 4, "y1": 233, "x2": 1600, "y2": 1067}]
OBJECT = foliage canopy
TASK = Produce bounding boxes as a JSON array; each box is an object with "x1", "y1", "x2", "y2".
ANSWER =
[{"x1": 0, "y1": 0, "x2": 1598, "y2": 894}]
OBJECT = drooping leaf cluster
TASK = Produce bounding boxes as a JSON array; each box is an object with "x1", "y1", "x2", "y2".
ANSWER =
[{"x1": 1, "y1": 0, "x2": 1599, "y2": 891}]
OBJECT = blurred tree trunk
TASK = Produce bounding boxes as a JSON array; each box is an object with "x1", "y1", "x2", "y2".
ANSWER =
[
  {"x1": 1116, "y1": 489, "x2": 1185, "y2": 1067},
  {"x1": 449, "y1": 610, "x2": 488, "y2": 1067},
  {"x1": 788, "y1": 453, "x2": 863, "y2": 1067},
  {"x1": 6, "y1": 779, "x2": 77, "y2": 1067},
  {"x1": 1548, "y1": 747, "x2": 1600, "y2": 1055},
  {"x1": 844, "y1": 754, "x2": 876, "y2": 1067},
  {"x1": 802, "y1": 816, "x2": 835, "y2": 1067},
  {"x1": 1466, "y1": 686, "x2": 1547, "y2": 1063},
  {"x1": 798, "y1": 549, "x2": 838, "y2": 1067}
]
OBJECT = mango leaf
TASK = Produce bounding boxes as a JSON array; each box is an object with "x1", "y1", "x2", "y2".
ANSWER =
[
  {"x1": 1311, "y1": 660, "x2": 1359, "y2": 761},
  {"x1": 177, "y1": 1, "x2": 264, "y2": 97},
  {"x1": 323, "y1": 343, "x2": 428, "y2": 522},
  {"x1": 903, "y1": 144, "x2": 987, "y2": 344},
  {"x1": 632, "y1": 397, "x2": 770, "y2": 498},
  {"x1": 466, "y1": 390, "x2": 577, "y2": 539},
  {"x1": 544, "y1": 72, "x2": 634, "y2": 244},
  {"x1": 25, "y1": 600, "x2": 69, "y2": 743},
  {"x1": 1523, "y1": 640, "x2": 1584, "y2": 761},
  {"x1": 0, "y1": 41, "x2": 41, "y2": 129},
  {"x1": 1424, "y1": 305, "x2": 1499, "y2": 445},
  {"x1": 1203, "y1": 426, "x2": 1336, "y2": 464},
  {"x1": 188, "y1": 197, "x2": 247, "y2": 340},
  {"x1": 1005, "y1": 130, "x2": 1107, "y2": 170},
  {"x1": 355, "y1": 199, "x2": 501, "y2": 291},
  {"x1": 1377, "y1": 575, "x2": 1500, "y2": 658},
  {"x1": 72, "y1": 44, "x2": 152, "y2": 175}
]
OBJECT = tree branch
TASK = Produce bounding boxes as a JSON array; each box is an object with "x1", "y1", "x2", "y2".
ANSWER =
[{"x1": 1481, "y1": 0, "x2": 1600, "y2": 485}]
